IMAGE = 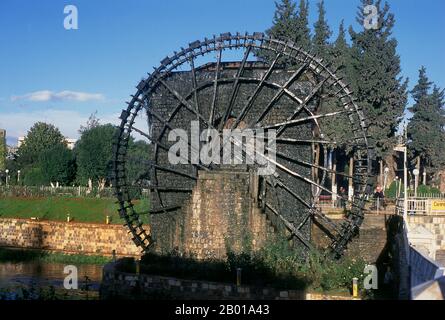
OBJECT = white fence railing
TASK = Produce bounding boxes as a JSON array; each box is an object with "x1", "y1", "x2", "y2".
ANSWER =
[
  {"x1": 396, "y1": 198, "x2": 445, "y2": 216},
  {"x1": 0, "y1": 185, "x2": 150, "y2": 199}
]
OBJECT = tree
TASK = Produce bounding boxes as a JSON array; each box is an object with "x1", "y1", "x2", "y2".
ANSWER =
[
  {"x1": 17, "y1": 122, "x2": 67, "y2": 185},
  {"x1": 39, "y1": 144, "x2": 76, "y2": 186},
  {"x1": 331, "y1": 21, "x2": 350, "y2": 76},
  {"x1": 0, "y1": 129, "x2": 6, "y2": 172},
  {"x1": 18, "y1": 122, "x2": 66, "y2": 168},
  {"x1": 255, "y1": 0, "x2": 311, "y2": 64},
  {"x1": 23, "y1": 167, "x2": 46, "y2": 186},
  {"x1": 408, "y1": 67, "x2": 445, "y2": 177},
  {"x1": 255, "y1": 0, "x2": 299, "y2": 64},
  {"x1": 74, "y1": 124, "x2": 116, "y2": 188},
  {"x1": 314, "y1": 16, "x2": 353, "y2": 199},
  {"x1": 295, "y1": 0, "x2": 311, "y2": 51},
  {"x1": 126, "y1": 140, "x2": 151, "y2": 186},
  {"x1": 312, "y1": 0, "x2": 331, "y2": 59},
  {"x1": 313, "y1": 2, "x2": 339, "y2": 146},
  {"x1": 5, "y1": 157, "x2": 20, "y2": 185},
  {"x1": 318, "y1": 21, "x2": 355, "y2": 151},
  {"x1": 79, "y1": 111, "x2": 100, "y2": 134},
  {"x1": 349, "y1": 0, "x2": 408, "y2": 172}
]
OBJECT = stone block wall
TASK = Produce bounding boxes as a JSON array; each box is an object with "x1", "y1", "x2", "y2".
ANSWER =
[
  {"x1": 101, "y1": 269, "x2": 302, "y2": 300},
  {"x1": 152, "y1": 168, "x2": 273, "y2": 259},
  {"x1": 408, "y1": 215, "x2": 445, "y2": 250},
  {"x1": 408, "y1": 215, "x2": 445, "y2": 265},
  {"x1": 0, "y1": 218, "x2": 141, "y2": 257},
  {"x1": 311, "y1": 214, "x2": 388, "y2": 264},
  {"x1": 100, "y1": 260, "x2": 356, "y2": 300}
]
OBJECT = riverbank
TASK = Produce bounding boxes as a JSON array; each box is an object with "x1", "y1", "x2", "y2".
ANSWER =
[
  {"x1": 0, "y1": 247, "x2": 110, "y2": 265},
  {"x1": 0, "y1": 258, "x2": 103, "y2": 300},
  {"x1": 0, "y1": 218, "x2": 142, "y2": 257}
]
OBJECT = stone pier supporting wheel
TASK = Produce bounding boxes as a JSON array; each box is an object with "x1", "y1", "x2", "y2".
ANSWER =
[{"x1": 113, "y1": 32, "x2": 374, "y2": 257}]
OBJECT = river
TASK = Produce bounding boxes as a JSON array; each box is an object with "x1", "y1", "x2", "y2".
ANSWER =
[{"x1": 0, "y1": 261, "x2": 103, "y2": 300}]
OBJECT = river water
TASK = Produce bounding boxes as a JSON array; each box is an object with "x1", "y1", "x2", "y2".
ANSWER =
[{"x1": 0, "y1": 261, "x2": 103, "y2": 300}]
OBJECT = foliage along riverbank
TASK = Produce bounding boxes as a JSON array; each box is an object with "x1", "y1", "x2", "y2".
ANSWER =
[{"x1": 0, "y1": 247, "x2": 111, "y2": 265}]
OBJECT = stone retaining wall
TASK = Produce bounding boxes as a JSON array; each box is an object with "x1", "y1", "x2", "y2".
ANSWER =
[
  {"x1": 0, "y1": 218, "x2": 140, "y2": 257},
  {"x1": 312, "y1": 214, "x2": 388, "y2": 264},
  {"x1": 407, "y1": 215, "x2": 445, "y2": 266},
  {"x1": 408, "y1": 215, "x2": 445, "y2": 249},
  {"x1": 100, "y1": 260, "x2": 355, "y2": 300}
]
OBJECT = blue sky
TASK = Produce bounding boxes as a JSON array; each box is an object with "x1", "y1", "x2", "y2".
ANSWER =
[{"x1": 0, "y1": 0, "x2": 444, "y2": 144}]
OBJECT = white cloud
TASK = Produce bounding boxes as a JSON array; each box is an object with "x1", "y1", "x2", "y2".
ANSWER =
[
  {"x1": 0, "y1": 109, "x2": 119, "y2": 141},
  {"x1": 11, "y1": 90, "x2": 105, "y2": 102}
]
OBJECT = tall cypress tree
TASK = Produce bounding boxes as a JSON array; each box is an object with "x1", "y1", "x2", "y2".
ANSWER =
[
  {"x1": 312, "y1": 0, "x2": 332, "y2": 59},
  {"x1": 255, "y1": 0, "x2": 298, "y2": 64},
  {"x1": 295, "y1": 0, "x2": 311, "y2": 51},
  {"x1": 268, "y1": 0, "x2": 298, "y2": 40},
  {"x1": 319, "y1": 21, "x2": 353, "y2": 150},
  {"x1": 408, "y1": 67, "x2": 445, "y2": 175},
  {"x1": 349, "y1": 0, "x2": 408, "y2": 164},
  {"x1": 331, "y1": 21, "x2": 349, "y2": 77},
  {"x1": 255, "y1": 0, "x2": 311, "y2": 63}
]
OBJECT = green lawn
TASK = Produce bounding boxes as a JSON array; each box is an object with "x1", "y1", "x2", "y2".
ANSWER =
[{"x1": 0, "y1": 197, "x2": 149, "y2": 224}]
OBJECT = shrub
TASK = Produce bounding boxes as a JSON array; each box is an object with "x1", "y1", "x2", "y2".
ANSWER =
[{"x1": 23, "y1": 167, "x2": 46, "y2": 186}]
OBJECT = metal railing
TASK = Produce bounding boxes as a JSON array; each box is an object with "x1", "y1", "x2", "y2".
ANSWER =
[
  {"x1": 396, "y1": 197, "x2": 445, "y2": 216},
  {"x1": 407, "y1": 191, "x2": 445, "y2": 199},
  {"x1": 316, "y1": 195, "x2": 395, "y2": 212}
]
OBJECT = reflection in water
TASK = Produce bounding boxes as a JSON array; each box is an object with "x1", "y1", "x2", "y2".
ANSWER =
[{"x1": 0, "y1": 261, "x2": 103, "y2": 300}]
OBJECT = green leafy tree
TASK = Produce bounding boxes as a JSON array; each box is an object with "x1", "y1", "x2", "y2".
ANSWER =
[
  {"x1": 39, "y1": 144, "x2": 76, "y2": 186},
  {"x1": 18, "y1": 122, "x2": 66, "y2": 168},
  {"x1": 23, "y1": 167, "x2": 46, "y2": 186},
  {"x1": 349, "y1": 0, "x2": 408, "y2": 162},
  {"x1": 408, "y1": 67, "x2": 445, "y2": 175},
  {"x1": 4, "y1": 154, "x2": 23, "y2": 186},
  {"x1": 79, "y1": 111, "x2": 100, "y2": 134},
  {"x1": 74, "y1": 124, "x2": 116, "y2": 187},
  {"x1": 17, "y1": 122, "x2": 67, "y2": 184},
  {"x1": 126, "y1": 140, "x2": 151, "y2": 186}
]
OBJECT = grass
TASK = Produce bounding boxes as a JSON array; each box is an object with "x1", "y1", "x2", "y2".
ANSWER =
[
  {"x1": 0, "y1": 247, "x2": 110, "y2": 265},
  {"x1": 0, "y1": 196, "x2": 149, "y2": 224}
]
